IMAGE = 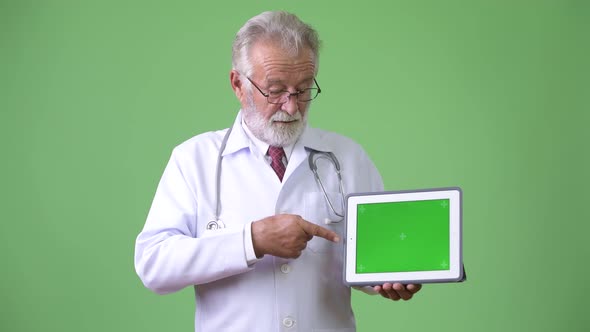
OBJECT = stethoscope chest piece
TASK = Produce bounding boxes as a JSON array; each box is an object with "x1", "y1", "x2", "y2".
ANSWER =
[{"x1": 206, "y1": 220, "x2": 225, "y2": 230}]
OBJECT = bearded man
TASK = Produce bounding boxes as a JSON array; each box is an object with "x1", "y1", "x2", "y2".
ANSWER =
[{"x1": 135, "y1": 11, "x2": 421, "y2": 332}]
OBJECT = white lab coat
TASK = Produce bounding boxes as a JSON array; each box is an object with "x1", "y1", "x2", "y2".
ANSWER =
[{"x1": 135, "y1": 112, "x2": 384, "y2": 332}]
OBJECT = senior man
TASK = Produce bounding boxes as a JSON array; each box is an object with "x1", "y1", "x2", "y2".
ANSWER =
[{"x1": 135, "y1": 11, "x2": 421, "y2": 331}]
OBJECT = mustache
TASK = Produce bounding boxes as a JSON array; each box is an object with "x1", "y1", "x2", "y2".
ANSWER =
[{"x1": 270, "y1": 111, "x2": 302, "y2": 122}]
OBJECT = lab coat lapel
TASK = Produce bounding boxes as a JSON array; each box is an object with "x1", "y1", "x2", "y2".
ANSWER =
[
  {"x1": 221, "y1": 112, "x2": 250, "y2": 157},
  {"x1": 283, "y1": 126, "x2": 332, "y2": 183},
  {"x1": 284, "y1": 144, "x2": 307, "y2": 182},
  {"x1": 222, "y1": 115, "x2": 335, "y2": 185},
  {"x1": 223, "y1": 112, "x2": 285, "y2": 189}
]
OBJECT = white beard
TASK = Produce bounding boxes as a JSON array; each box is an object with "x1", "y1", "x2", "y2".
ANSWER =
[{"x1": 242, "y1": 94, "x2": 307, "y2": 147}]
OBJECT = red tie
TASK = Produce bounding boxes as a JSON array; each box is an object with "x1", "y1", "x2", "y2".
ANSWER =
[{"x1": 267, "y1": 146, "x2": 286, "y2": 181}]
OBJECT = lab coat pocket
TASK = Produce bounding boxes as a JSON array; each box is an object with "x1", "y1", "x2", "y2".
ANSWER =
[{"x1": 304, "y1": 191, "x2": 344, "y2": 253}]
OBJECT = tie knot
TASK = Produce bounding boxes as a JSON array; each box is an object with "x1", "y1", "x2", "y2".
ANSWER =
[{"x1": 268, "y1": 146, "x2": 285, "y2": 162}]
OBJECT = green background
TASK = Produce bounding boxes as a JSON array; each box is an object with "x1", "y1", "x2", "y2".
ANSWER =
[
  {"x1": 1, "y1": 1, "x2": 588, "y2": 331},
  {"x1": 357, "y1": 199, "x2": 450, "y2": 273}
]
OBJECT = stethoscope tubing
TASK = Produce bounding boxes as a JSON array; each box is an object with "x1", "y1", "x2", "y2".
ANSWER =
[
  {"x1": 210, "y1": 124, "x2": 345, "y2": 228},
  {"x1": 309, "y1": 151, "x2": 345, "y2": 220},
  {"x1": 208, "y1": 126, "x2": 234, "y2": 230}
]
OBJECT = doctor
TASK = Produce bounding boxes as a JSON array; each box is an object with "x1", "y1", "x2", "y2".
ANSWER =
[{"x1": 135, "y1": 11, "x2": 421, "y2": 332}]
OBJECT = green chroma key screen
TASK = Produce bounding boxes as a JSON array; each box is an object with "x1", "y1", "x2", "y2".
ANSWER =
[{"x1": 356, "y1": 199, "x2": 450, "y2": 273}]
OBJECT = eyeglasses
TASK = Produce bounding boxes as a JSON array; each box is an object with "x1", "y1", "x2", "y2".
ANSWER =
[{"x1": 246, "y1": 77, "x2": 321, "y2": 104}]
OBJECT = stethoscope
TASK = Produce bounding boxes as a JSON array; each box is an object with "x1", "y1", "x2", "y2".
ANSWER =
[{"x1": 206, "y1": 124, "x2": 345, "y2": 230}]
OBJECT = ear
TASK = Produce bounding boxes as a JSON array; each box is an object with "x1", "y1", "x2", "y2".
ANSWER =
[{"x1": 230, "y1": 70, "x2": 246, "y2": 103}]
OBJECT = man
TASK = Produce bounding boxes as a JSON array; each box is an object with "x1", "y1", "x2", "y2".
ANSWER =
[{"x1": 135, "y1": 11, "x2": 421, "y2": 331}]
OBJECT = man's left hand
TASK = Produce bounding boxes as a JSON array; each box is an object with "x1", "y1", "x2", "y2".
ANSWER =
[{"x1": 373, "y1": 283, "x2": 422, "y2": 301}]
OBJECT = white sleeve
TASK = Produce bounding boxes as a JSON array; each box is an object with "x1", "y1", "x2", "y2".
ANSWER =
[
  {"x1": 243, "y1": 221, "x2": 261, "y2": 265},
  {"x1": 134, "y1": 149, "x2": 254, "y2": 295}
]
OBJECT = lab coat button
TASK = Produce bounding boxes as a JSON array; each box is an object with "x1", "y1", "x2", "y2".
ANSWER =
[
  {"x1": 282, "y1": 316, "x2": 295, "y2": 328},
  {"x1": 280, "y1": 264, "x2": 291, "y2": 274}
]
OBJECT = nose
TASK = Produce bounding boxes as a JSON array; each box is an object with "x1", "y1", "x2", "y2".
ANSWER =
[{"x1": 280, "y1": 94, "x2": 299, "y2": 116}]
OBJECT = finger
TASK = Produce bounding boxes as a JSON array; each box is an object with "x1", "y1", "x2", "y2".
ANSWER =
[
  {"x1": 407, "y1": 284, "x2": 422, "y2": 294},
  {"x1": 378, "y1": 291, "x2": 391, "y2": 299},
  {"x1": 373, "y1": 285, "x2": 390, "y2": 300},
  {"x1": 296, "y1": 241, "x2": 308, "y2": 251},
  {"x1": 298, "y1": 219, "x2": 340, "y2": 242},
  {"x1": 393, "y1": 283, "x2": 413, "y2": 301},
  {"x1": 383, "y1": 283, "x2": 401, "y2": 301}
]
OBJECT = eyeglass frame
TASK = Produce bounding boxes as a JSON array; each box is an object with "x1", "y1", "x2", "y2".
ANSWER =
[{"x1": 245, "y1": 76, "x2": 322, "y2": 104}]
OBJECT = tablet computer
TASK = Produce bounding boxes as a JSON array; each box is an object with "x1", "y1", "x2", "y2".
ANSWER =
[{"x1": 344, "y1": 187, "x2": 464, "y2": 286}]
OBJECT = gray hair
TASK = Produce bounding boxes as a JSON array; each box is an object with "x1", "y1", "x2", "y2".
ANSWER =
[{"x1": 232, "y1": 11, "x2": 321, "y2": 78}]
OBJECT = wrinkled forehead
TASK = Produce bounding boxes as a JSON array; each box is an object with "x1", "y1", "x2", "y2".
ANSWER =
[{"x1": 248, "y1": 41, "x2": 317, "y2": 81}]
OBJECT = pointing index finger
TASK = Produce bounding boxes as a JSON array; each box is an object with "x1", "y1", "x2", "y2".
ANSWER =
[{"x1": 298, "y1": 218, "x2": 340, "y2": 243}]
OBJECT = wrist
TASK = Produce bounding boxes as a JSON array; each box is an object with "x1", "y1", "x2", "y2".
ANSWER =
[{"x1": 251, "y1": 220, "x2": 265, "y2": 258}]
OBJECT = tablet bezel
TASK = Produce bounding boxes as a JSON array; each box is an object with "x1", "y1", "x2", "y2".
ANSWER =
[{"x1": 344, "y1": 187, "x2": 463, "y2": 286}]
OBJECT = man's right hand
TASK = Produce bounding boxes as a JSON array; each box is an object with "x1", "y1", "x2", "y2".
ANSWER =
[{"x1": 251, "y1": 214, "x2": 340, "y2": 259}]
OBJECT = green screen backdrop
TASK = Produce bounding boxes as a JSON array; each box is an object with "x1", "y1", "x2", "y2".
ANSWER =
[{"x1": 1, "y1": 1, "x2": 588, "y2": 331}]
